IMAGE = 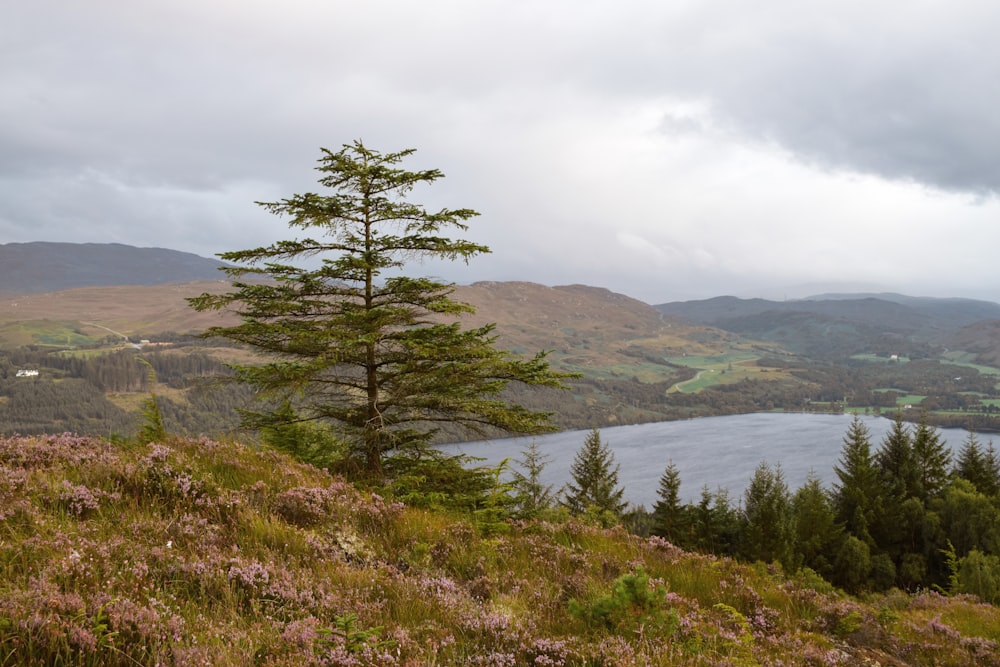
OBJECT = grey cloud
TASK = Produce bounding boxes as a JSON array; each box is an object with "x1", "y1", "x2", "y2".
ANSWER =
[
  {"x1": 4, "y1": 1, "x2": 1000, "y2": 304},
  {"x1": 637, "y1": 2, "x2": 1000, "y2": 194}
]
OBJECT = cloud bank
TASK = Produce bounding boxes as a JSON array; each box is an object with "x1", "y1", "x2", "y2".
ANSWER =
[{"x1": 2, "y1": 1, "x2": 998, "y2": 303}]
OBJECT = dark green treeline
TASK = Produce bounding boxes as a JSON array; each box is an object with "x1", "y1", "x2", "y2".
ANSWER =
[{"x1": 639, "y1": 414, "x2": 1000, "y2": 599}]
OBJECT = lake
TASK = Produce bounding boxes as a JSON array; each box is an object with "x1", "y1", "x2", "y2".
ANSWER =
[{"x1": 442, "y1": 413, "x2": 976, "y2": 507}]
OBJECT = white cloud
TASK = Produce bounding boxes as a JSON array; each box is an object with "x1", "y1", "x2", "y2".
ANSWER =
[{"x1": 2, "y1": 0, "x2": 1000, "y2": 303}]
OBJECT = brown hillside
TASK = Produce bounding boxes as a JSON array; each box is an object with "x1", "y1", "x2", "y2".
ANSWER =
[
  {"x1": 0, "y1": 281, "x2": 237, "y2": 341},
  {"x1": 450, "y1": 281, "x2": 737, "y2": 378},
  {"x1": 0, "y1": 279, "x2": 735, "y2": 383}
]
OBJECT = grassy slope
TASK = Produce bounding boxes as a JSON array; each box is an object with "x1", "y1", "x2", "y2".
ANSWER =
[
  {"x1": 450, "y1": 282, "x2": 746, "y2": 383},
  {"x1": 0, "y1": 282, "x2": 236, "y2": 343},
  {"x1": 2, "y1": 434, "x2": 1000, "y2": 666}
]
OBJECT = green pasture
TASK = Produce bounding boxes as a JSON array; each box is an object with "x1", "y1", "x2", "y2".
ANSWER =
[
  {"x1": 943, "y1": 350, "x2": 981, "y2": 365},
  {"x1": 939, "y1": 350, "x2": 1000, "y2": 377},
  {"x1": 671, "y1": 368, "x2": 725, "y2": 393},
  {"x1": 873, "y1": 389, "x2": 927, "y2": 405},
  {"x1": 665, "y1": 352, "x2": 777, "y2": 393},
  {"x1": 0, "y1": 320, "x2": 102, "y2": 349},
  {"x1": 557, "y1": 360, "x2": 680, "y2": 383},
  {"x1": 947, "y1": 361, "x2": 1000, "y2": 376},
  {"x1": 666, "y1": 351, "x2": 758, "y2": 369},
  {"x1": 850, "y1": 353, "x2": 911, "y2": 363}
]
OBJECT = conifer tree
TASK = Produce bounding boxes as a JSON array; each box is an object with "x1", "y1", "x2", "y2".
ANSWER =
[
  {"x1": 189, "y1": 141, "x2": 572, "y2": 476},
  {"x1": 652, "y1": 461, "x2": 686, "y2": 543},
  {"x1": 693, "y1": 485, "x2": 716, "y2": 552},
  {"x1": 955, "y1": 432, "x2": 1000, "y2": 497},
  {"x1": 511, "y1": 439, "x2": 555, "y2": 518},
  {"x1": 987, "y1": 442, "x2": 1000, "y2": 497},
  {"x1": 561, "y1": 429, "x2": 627, "y2": 521},
  {"x1": 792, "y1": 472, "x2": 842, "y2": 578},
  {"x1": 873, "y1": 412, "x2": 915, "y2": 566},
  {"x1": 877, "y1": 412, "x2": 916, "y2": 499},
  {"x1": 911, "y1": 414, "x2": 951, "y2": 502},
  {"x1": 740, "y1": 461, "x2": 793, "y2": 568},
  {"x1": 934, "y1": 478, "x2": 1000, "y2": 558},
  {"x1": 691, "y1": 485, "x2": 740, "y2": 556},
  {"x1": 136, "y1": 358, "x2": 166, "y2": 444},
  {"x1": 832, "y1": 415, "x2": 882, "y2": 547}
]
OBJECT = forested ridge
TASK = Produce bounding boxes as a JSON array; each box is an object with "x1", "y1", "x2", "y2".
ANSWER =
[
  {"x1": 0, "y1": 345, "x2": 249, "y2": 436},
  {"x1": 7, "y1": 339, "x2": 1000, "y2": 439}
]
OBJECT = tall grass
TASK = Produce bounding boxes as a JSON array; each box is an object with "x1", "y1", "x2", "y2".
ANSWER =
[{"x1": 2, "y1": 433, "x2": 1000, "y2": 665}]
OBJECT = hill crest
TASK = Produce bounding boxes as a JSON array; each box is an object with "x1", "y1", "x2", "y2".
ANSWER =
[{"x1": 0, "y1": 242, "x2": 228, "y2": 294}]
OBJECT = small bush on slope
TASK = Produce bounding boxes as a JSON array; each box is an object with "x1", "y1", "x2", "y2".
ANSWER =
[{"x1": 1, "y1": 433, "x2": 1000, "y2": 665}]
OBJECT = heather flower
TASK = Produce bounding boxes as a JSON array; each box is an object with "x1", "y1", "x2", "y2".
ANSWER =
[
  {"x1": 58, "y1": 481, "x2": 103, "y2": 517},
  {"x1": 144, "y1": 443, "x2": 172, "y2": 464},
  {"x1": 962, "y1": 635, "x2": 999, "y2": 656},
  {"x1": 227, "y1": 559, "x2": 272, "y2": 593},
  {"x1": 131, "y1": 560, "x2": 149, "y2": 580},
  {"x1": 174, "y1": 472, "x2": 201, "y2": 498},
  {"x1": 466, "y1": 651, "x2": 516, "y2": 666},
  {"x1": 195, "y1": 436, "x2": 221, "y2": 453},
  {"x1": 522, "y1": 637, "x2": 578, "y2": 666},
  {"x1": 927, "y1": 615, "x2": 960, "y2": 639},
  {"x1": 646, "y1": 535, "x2": 686, "y2": 562},
  {"x1": 282, "y1": 616, "x2": 322, "y2": 647},
  {"x1": 590, "y1": 636, "x2": 638, "y2": 666},
  {"x1": 0, "y1": 465, "x2": 29, "y2": 520},
  {"x1": 0, "y1": 464, "x2": 29, "y2": 491}
]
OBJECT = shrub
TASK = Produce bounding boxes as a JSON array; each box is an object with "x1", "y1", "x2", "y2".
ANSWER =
[{"x1": 569, "y1": 567, "x2": 679, "y2": 638}]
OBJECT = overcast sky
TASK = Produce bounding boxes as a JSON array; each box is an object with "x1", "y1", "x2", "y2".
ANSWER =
[{"x1": 3, "y1": 1, "x2": 999, "y2": 304}]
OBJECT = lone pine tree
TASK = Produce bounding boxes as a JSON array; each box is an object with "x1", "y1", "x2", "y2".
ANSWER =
[{"x1": 189, "y1": 141, "x2": 572, "y2": 477}]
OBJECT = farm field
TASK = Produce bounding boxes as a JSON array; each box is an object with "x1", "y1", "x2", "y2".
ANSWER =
[{"x1": 665, "y1": 351, "x2": 791, "y2": 393}]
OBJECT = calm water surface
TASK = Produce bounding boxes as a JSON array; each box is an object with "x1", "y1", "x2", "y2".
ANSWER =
[{"x1": 443, "y1": 413, "x2": 974, "y2": 507}]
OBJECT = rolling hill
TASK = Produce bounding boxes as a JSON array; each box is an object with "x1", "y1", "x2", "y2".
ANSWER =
[
  {"x1": 6, "y1": 243, "x2": 1000, "y2": 435},
  {"x1": 0, "y1": 245, "x2": 770, "y2": 433},
  {"x1": 0, "y1": 241, "x2": 229, "y2": 294},
  {"x1": 656, "y1": 293, "x2": 1000, "y2": 360}
]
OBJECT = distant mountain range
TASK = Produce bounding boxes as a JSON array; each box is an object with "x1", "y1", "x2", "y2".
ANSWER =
[
  {"x1": 655, "y1": 293, "x2": 1000, "y2": 360},
  {"x1": 0, "y1": 242, "x2": 228, "y2": 294},
  {"x1": 656, "y1": 293, "x2": 1000, "y2": 329}
]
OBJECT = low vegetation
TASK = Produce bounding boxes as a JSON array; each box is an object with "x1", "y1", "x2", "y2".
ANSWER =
[{"x1": 4, "y1": 431, "x2": 1000, "y2": 666}]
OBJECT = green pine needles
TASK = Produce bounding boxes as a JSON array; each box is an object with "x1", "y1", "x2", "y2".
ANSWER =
[
  {"x1": 561, "y1": 428, "x2": 627, "y2": 523},
  {"x1": 136, "y1": 358, "x2": 166, "y2": 444},
  {"x1": 189, "y1": 141, "x2": 573, "y2": 477}
]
